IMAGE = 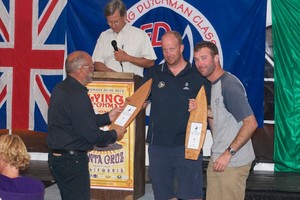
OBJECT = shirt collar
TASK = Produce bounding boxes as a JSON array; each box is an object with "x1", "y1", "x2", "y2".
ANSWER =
[
  {"x1": 112, "y1": 23, "x2": 130, "y2": 36},
  {"x1": 161, "y1": 61, "x2": 192, "y2": 76},
  {"x1": 67, "y1": 75, "x2": 88, "y2": 92}
]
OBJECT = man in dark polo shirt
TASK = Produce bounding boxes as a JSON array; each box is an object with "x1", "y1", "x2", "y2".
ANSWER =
[
  {"x1": 47, "y1": 51, "x2": 127, "y2": 200},
  {"x1": 143, "y1": 31, "x2": 210, "y2": 200}
]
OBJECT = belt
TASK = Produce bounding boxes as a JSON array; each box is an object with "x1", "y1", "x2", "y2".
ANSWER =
[{"x1": 50, "y1": 149, "x2": 87, "y2": 155}]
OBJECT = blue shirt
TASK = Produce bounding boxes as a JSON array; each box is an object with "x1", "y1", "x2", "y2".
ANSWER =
[{"x1": 144, "y1": 62, "x2": 211, "y2": 147}]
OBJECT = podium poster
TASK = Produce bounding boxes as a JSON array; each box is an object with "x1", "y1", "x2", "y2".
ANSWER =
[{"x1": 87, "y1": 81, "x2": 135, "y2": 190}]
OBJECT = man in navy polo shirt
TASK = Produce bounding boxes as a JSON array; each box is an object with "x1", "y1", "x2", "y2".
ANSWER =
[{"x1": 143, "y1": 31, "x2": 210, "y2": 200}]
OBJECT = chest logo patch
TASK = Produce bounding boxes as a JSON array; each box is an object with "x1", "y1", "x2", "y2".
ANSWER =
[
  {"x1": 158, "y1": 81, "x2": 165, "y2": 88},
  {"x1": 183, "y1": 82, "x2": 190, "y2": 90}
]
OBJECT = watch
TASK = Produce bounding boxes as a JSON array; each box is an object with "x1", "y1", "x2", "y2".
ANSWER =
[{"x1": 227, "y1": 147, "x2": 236, "y2": 155}]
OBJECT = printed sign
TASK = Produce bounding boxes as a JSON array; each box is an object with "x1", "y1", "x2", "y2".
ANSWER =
[{"x1": 87, "y1": 81, "x2": 135, "y2": 190}]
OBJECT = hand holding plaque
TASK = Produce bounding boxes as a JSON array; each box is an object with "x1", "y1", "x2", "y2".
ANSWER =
[
  {"x1": 109, "y1": 79, "x2": 152, "y2": 130},
  {"x1": 185, "y1": 86, "x2": 208, "y2": 160}
]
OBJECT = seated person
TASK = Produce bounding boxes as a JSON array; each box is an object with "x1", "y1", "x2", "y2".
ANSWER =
[{"x1": 0, "y1": 134, "x2": 45, "y2": 200}]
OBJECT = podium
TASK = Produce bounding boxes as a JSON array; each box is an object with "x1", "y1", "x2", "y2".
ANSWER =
[{"x1": 88, "y1": 72, "x2": 146, "y2": 200}]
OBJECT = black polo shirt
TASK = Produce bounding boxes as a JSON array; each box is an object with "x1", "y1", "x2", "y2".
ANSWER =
[
  {"x1": 144, "y1": 62, "x2": 210, "y2": 147},
  {"x1": 46, "y1": 76, "x2": 117, "y2": 151}
]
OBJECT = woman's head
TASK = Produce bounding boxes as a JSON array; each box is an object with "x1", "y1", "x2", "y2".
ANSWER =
[{"x1": 0, "y1": 134, "x2": 30, "y2": 171}]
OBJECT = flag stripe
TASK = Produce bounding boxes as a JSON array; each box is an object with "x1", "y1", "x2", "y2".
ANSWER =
[
  {"x1": 0, "y1": 0, "x2": 65, "y2": 131},
  {"x1": 36, "y1": 75, "x2": 50, "y2": 104},
  {"x1": 0, "y1": 18, "x2": 9, "y2": 42},
  {"x1": 38, "y1": 0, "x2": 59, "y2": 34},
  {"x1": 0, "y1": 85, "x2": 7, "y2": 105}
]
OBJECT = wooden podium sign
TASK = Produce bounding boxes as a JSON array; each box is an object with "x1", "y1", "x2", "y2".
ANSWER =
[
  {"x1": 87, "y1": 72, "x2": 148, "y2": 200},
  {"x1": 185, "y1": 86, "x2": 208, "y2": 160},
  {"x1": 87, "y1": 80, "x2": 135, "y2": 190},
  {"x1": 110, "y1": 78, "x2": 152, "y2": 130}
]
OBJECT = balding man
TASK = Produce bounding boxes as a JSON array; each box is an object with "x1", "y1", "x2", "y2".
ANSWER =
[
  {"x1": 143, "y1": 31, "x2": 211, "y2": 200},
  {"x1": 47, "y1": 51, "x2": 127, "y2": 200}
]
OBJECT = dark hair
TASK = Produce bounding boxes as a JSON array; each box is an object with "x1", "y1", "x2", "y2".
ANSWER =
[
  {"x1": 194, "y1": 41, "x2": 219, "y2": 57},
  {"x1": 105, "y1": 0, "x2": 127, "y2": 17}
]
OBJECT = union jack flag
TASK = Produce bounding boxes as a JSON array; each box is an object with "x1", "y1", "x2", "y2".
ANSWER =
[{"x1": 0, "y1": 0, "x2": 67, "y2": 132}]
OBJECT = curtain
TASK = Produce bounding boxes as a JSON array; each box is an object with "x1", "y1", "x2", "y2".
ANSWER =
[{"x1": 273, "y1": 0, "x2": 300, "y2": 172}]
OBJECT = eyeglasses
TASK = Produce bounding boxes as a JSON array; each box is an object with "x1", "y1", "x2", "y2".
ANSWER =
[
  {"x1": 107, "y1": 17, "x2": 125, "y2": 27},
  {"x1": 81, "y1": 65, "x2": 94, "y2": 70}
]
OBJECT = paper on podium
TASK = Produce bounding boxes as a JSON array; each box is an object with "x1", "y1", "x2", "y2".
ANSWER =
[
  {"x1": 185, "y1": 86, "x2": 208, "y2": 160},
  {"x1": 109, "y1": 78, "x2": 152, "y2": 130}
]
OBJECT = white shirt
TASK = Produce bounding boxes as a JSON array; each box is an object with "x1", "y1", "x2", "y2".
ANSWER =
[{"x1": 92, "y1": 23, "x2": 157, "y2": 77}]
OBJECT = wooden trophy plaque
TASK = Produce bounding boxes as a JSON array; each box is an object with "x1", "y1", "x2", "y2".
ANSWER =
[
  {"x1": 109, "y1": 78, "x2": 152, "y2": 130},
  {"x1": 185, "y1": 86, "x2": 208, "y2": 160}
]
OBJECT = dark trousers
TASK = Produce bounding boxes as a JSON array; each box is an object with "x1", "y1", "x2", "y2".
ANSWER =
[
  {"x1": 149, "y1": 145, "x2": 203, "y2": 199},
  {"x1": 48, "y1": 152, "x2": 90, "y2": 200}
]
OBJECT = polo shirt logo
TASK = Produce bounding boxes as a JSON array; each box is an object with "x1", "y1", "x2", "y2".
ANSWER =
[
  {"x1": 158, "y1": 81, "x2": 165, "y2": 88},
  {"x1": 183, "y1": 82, "x2": 190, "y2": 90}
]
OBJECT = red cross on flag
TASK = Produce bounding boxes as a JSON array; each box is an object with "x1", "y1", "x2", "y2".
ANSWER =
[{"x1": 0, "y1": 0, "x2": 66, "y2": 132}]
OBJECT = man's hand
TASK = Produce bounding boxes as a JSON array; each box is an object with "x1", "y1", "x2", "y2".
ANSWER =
[
  {"x1": 142, "y1": 100, "x2": 151, "y2": 109},
  {"x1": 115, "y1": 127, "x2": 127, "y2": 141},
  {"x1": 114, "y1": 49, "x2": 129, "y2": 63},
  {"x1": 213, "y1": 151, "x2": 232, "y2": 172},
  {"x1": 208, "y1": 105, "x2": 213, "y2": 119},
  {"x1": 188, "y1": 98, "x2": 197, "y2": 112},
  {"x1": 109, "y1": 107, "x2": 124, "y2": 121}
]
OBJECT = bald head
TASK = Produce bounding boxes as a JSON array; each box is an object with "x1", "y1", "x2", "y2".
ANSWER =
[
  {"x1": 161, "y1": 31, "x2": 183, "y2": 46},
  {"x1": 65, "y1": 51, "x2": 94, "y2": 86},
  {"x1": 65, "y1": 51, "x2": 92, "y2": 74}
]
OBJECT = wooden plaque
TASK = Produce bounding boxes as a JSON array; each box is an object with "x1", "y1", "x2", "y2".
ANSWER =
[
  {"x1": 185, "y1": 86, "x2": 208, "y2": 160},
  {"x1": 109, "y1": 79, "x2": 152, "y2": 130}
]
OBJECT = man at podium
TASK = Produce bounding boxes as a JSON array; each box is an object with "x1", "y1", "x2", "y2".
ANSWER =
[{"x1": 92, "y1": 0, "x2": 157, "y2": 77}]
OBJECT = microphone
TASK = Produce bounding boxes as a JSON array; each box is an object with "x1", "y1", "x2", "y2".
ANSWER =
[
  {"x1": 111, "y1": 40, "x2": 123, "y2": 72},
  {"x1": 111, "y1": 40, "x2": 118, "y2": 51}
]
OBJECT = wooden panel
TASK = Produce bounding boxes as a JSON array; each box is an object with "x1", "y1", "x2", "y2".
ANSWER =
[
  {"x1": 252, "y1": 124, "x2": 274, "y2": 163},
  {"x1": 0, "y1": 130, "x2": 54, "y2": 186},
  {"x1": 0, "y1": 129, "x2": 48, "y2": 152},
  {"x1": 20, "y1": 160, "x2": 54, "y2": 183},
  {"x1": 92, "y1": 72, "x2": 135, "y2": 82}
]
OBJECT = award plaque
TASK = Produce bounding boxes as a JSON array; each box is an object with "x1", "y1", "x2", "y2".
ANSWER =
[
  {"x1": 185, "y1": 86, "x2": 208, "y2": 160},
  {"x1": 109, "y1": 78, "x2": 152, "y2": 130}
]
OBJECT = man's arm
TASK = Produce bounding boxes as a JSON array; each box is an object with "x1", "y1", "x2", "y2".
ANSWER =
[
  {"x1": 212, "y1": 114, "x2": 258, "y2": 172},
  {"x1": 94, "y1": 62, "x2": 115, "y2": 72},
  {"x1": 127, "y1": 56, "x2": 155, "y2": 68},
  {"x1": 207, "y1": 106, "x2": 213, "y2": 134},
  {"x1": 228, "y1": 114, "x2": 258, "y2": 152},
  {"x1": 115, "y1": 49, "x2": 155, "y2": 68}
]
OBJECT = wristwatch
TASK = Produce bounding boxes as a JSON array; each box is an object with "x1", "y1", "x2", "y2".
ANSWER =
[{"x1": 227, "y1": 147, "x2": 236, "y2": 155}]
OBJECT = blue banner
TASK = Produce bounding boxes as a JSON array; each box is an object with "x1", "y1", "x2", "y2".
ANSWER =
[
  {"x1": 67, "y1": 0, "x2": 266, "y2": 127},
  {"x1": 0, "y1": 0, "x2": 266, "y2": 132}
]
